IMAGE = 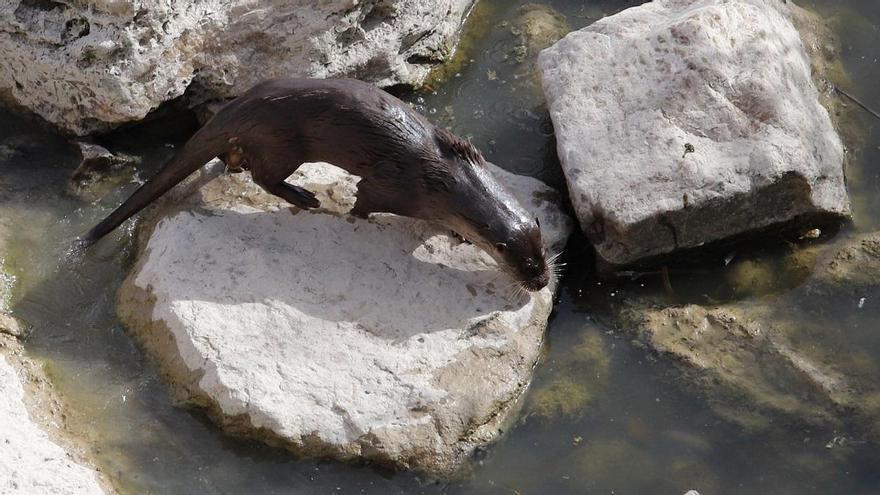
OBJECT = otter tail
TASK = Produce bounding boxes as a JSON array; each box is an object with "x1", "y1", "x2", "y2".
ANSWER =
[{"x1": 81, "y1": 120, "x2": 230, "y2": 246}]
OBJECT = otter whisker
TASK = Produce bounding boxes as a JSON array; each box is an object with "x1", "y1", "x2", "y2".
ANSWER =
[
  {"x1": 546, "y1": 250, "x2": 567, "y2": 281},
  {"x1": 504, "y1": 278, "x2": 531, "y2": 300},
  {"x1": 501, "y1": 279, "x2": 524, "y2": 300},
  {"x1": 550, "y1": 263, "x2": 567, "y2": 273}
]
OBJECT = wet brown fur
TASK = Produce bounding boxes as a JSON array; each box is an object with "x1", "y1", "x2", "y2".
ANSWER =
[{"x1": 84, "y1": 78, "x2": 550, "y2": 290}]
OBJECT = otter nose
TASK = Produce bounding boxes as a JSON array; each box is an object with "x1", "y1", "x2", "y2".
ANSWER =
[
  {"x1": 523, "y1": 271, "x2": 550, "y2": 291},
  {"x1": 526, "y1": 259, "x2": 546, "y2": 277}
]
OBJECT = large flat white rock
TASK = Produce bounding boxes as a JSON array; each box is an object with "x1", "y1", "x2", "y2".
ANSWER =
[
  {"x1": 0, "y1": 343, "x2": 108, "y2": 495},
  {"x1": 118, "y1": 161, "x2": 571, "y2": 474},
  {"x1": 539, "y1": 0, "x2": 849, "y2": 267},
  {"x1": 0, "y1": 0, "x2": 474, "y2": 135}
]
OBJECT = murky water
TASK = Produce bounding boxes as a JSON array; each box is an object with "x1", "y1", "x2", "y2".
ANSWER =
[{"x1": 1, "y1": 0, "x2": 879, "y2": 493}]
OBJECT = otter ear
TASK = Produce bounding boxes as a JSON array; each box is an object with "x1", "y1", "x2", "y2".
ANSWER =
[
  {"x1": 495, "y1": 242, "x2": 507, "y2": 253},
  {"x1": 435, "y1": 127, "x2": 484, "y2": 165},
  {"x1": 535, "y1": 217, "x2": 541, "y2": 228}
]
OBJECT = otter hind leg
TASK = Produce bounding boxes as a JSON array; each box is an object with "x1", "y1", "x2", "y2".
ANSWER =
[
  {"x1": 220, "y1": 149, "x2": 248, "y2": 173},
  {"x1": 351, "y1": 194, "x2": 376, "y2": 219},
  {"x1": 351, "y1": 179, "x2": 384, "y2": 219},
  {"x1": 351, "y1": 179, "x2": 414, "y2": 219},
  {"x1": 248, "y1": 150, "x2": 318, "y2": 210},
  {"x1": 260, "y1": 181, "x2": 320, "y2": 210}
]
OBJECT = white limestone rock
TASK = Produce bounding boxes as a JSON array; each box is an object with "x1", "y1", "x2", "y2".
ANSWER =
[
  {"x1": 117, "y1": 160, "x2": 571, "y2": 475},
  {"x1": 0, "y1": 0, "x2": 475, "y2": 135},
  {"x1": 539, "y1": 0, "x2": 850, "y2": 267},
  {"x1": 0, "y1": 341, "x2": 110, "y2": 495}
]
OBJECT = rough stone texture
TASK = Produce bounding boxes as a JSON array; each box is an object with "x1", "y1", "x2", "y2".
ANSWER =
[
  {"x1": 539, "y1": 0, "x2": 850, "y2": 268},
  {"x1": 0, "y1": 0, "x2": 475, "y2": 135},
  {"x1": 117, "y1": 160, "x2": 571, "y2": 475},
  {"x1": 0, "y1": 337, "x2": 111, "y2": 495},
  {"x1": 0, "y1": 312, "x2": 22, "y2": 337}
]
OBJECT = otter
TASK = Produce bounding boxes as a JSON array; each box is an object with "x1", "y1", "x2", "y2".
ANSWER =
[{"x1": 83, "y1": 78, "x2": 550, "y2": 291}]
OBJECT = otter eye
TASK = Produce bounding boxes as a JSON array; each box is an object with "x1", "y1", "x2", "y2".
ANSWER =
[{"x1": 495, "y1": 242, "x2": 507, "y2": 253}]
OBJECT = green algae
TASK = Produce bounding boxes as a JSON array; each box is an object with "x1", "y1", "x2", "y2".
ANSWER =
[
  {"x1": 524, "y1": 326, "x2": 611, "y2": 421},
  {"x1": 423, "y1": 1, "x2": 498, "y2": 87}
]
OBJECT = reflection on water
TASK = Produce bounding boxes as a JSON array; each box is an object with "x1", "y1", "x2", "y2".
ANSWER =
[{"x1": 0, "y1": 0, "x2": 879, "y2": 493}]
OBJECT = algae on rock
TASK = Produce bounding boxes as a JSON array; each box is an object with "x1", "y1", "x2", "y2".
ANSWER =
[
  {"x1": 512, "y1": 4, "x2": 569, "y2": 65},
  {"x1": 524, "y1": 325, "x2": 610, "y2": 421},
  {"x1": 621, "y1": 230, "x2": 880, "y2": 440}
]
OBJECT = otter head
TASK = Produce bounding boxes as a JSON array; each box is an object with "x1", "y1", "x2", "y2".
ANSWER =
[
  {"x1": 429, "y1": 130, "x2": 551, "y2": 292},
  {"x1": 483, "y1": 214, "x2": 550, "y2": 292}
]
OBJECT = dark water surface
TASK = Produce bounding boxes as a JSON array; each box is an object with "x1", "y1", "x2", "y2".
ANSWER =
[{"x1": 1, "y1": 0, "x2": 879, "y2": 493}]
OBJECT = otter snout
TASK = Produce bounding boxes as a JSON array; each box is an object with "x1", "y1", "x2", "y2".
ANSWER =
[
  {"x1": 515, "y1": 258, "x2": 551, "y2": 292},
  {"x1": 490, "y1": 236, "x2": 550, "y2": 292}
]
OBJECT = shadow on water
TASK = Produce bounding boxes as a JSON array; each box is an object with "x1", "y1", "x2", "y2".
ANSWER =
[{"x1": 0, "y1": 0, "x2": 879, "y2": 493}]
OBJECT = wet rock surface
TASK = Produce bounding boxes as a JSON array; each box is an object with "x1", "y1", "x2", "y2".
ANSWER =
[
  {"x1": 117, "y1": 160, "x2": 571, "y2": 475},
  {"x1": 539, "y1": 0, "x2": 850, "y2": 268},
  {"x1": 624, "y1": 303, "x2": 847, "y2": 429},
  {"x1": 523, "y1": 324, "x2": 609, "y2": 422},
  {"x1": 1, "y1": 208, "x2": 109, "y2": 493},
  {"x1": 0, "y1": 335, "x2": 111, "y2": 494},
  {"x1": 807, "y1": 231, "x2": 880, "y2": 293},
  {"x1": 0, "y1": 313, "x2": 22, "y2": 337},
  {"x1": 622, "y1": 231, "x2": 880, "y2": 439},
  {"x1": 512, "y1": 4, "x2": 569, "y2": 65},
  {"x1": 0, "y1": 214, "x2": 12, "y2": 313},
  {"x1": 67, "y1": 142, "x2": 139, "y2": 201},
  {"x1": 0, "y1": 0, "x2": 475, "y2": 135}
]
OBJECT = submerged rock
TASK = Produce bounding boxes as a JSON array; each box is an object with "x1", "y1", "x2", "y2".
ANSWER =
[
  {"x1": 117, "y1": 160, "x2": 571, "y2": 475},
  {"x1": 69, "y1": 142, "x2": 137, "y2": 182},
  {"x1": 563, "y1": 435, "x2": 720, "y2": 495},
  {"x1": 512, "y1": 4, "x2": 569, "y2": 64},
  {"x1": 506, "y1": 4, "x2": 570, "y2": 100},
  {"x1": 539, "y1": 0, "x2": 849, "y2": 268},
  {"x1": 624, "y1": 304, "x2": 847, "y2": 429},
  {"x1": 0, "y1": 0, "x2": 475, "y2": 135},
  {"x1": 623, "y1": 231, "x2": 880, "y2": 438},
  {"x1": 523, "y1": 325, "x2": 610, "y2": 421},
  {"x1": 67, "y1": 142, "x2": 139, "y2": 201},
  {"x1": 807, "y1": 231, "x2": 880, "y2": 292},
  {"x1": 0, "y1": 336, "x2": 112, "y2": 494}
]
